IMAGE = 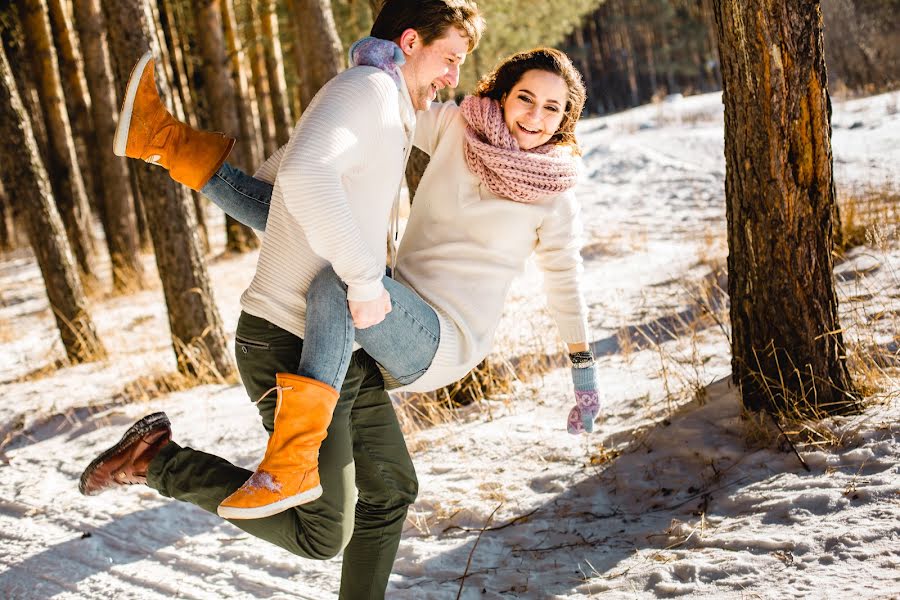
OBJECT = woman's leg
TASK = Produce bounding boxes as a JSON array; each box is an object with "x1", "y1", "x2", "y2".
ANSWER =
[
  {"x1": 200, "y1": 162, "x2": 273, "y2": 232},
  {"x1": 300, "y1": 266, "x2": 440, "y2": 391}
]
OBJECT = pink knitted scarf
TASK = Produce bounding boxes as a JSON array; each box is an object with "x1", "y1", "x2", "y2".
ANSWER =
[{"x1": 459, "y1": 95, "x2": 579, "y2": 203}]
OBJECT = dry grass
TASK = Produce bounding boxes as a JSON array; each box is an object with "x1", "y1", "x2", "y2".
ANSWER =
[
  {"x1": 836, "y1": 183, "x2": 900, "y2": 253},
  {"x1": 394, "y1": 355, "x2": 521, "y2": 434}
]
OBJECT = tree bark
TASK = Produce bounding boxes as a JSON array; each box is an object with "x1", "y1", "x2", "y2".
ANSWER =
[
  {"x1": 156, "y1": 0, "x2": 209, "y2": 252},
  {"x1": 192, "y1": 0, "x2": 258, "y2": 253},
  {"x1": 0, "y1": 47, "x2": 106, "y2": 363},
  {"x1": 19, "y1": 0, "x2": 98, "y2": 287},
  {"x1": 247, "y1": 0, "x2": 276, "y2": 155},
  {"x1": 46, "y1": 0, "x2": 99, "y2": 212},
  {"x1": 72, "y1": 0, "x2": 145, "y2": 292},
  {"x1": 1, "y1": 9, "x2": 50, "y2": 160},
  {"x1": 259, "y1": 0, "x2": 291, "y2": 145},
  {"x1": 102, "y1": 0, "x2": 235, "y2": 381},
  {"x1": 712, "y1": 1, "x2": 856, "y2": 415},
  {"x1": 0, "y1": 178, "x2": 20, "y2": 252},
  {"x1": 287, "y1": 0, "x2": 343, "y2": 108},
  {"x1": 222, "y1": 0, "x2": 261, "y2": 168}
]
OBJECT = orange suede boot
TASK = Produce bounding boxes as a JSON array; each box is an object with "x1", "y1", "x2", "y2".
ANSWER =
[
  {"x1": 114, "y1": 51, "x2": 235, "y2": 191},
  {"x1": 217, "y1": 374, "x2": 340, "y2": 520}
]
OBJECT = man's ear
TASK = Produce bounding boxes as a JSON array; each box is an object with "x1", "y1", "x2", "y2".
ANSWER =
[{"x1": 396, "y1": 28, "x2": 420, "y2": 57}]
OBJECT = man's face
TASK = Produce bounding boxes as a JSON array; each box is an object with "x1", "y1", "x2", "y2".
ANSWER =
[{"x1": 398, "y1": 27, "x2": 470, "y2": 111}]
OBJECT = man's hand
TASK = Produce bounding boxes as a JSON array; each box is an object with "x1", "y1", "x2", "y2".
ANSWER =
[{"x1": 349, "y1": 289, "x2": 392, "y2": 329}]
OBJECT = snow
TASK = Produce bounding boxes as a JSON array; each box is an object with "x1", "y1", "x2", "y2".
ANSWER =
[{"x1": 1, "y1": 90, "x2": 899, "y2": 599}]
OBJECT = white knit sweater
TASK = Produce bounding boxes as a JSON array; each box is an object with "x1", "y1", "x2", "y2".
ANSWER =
[
  {"x1": 240, "y1": 67, "x2": 415, "y2": 340},
  {"x1": 393, "y1": 101, "x2": 590, "y2": 393}
]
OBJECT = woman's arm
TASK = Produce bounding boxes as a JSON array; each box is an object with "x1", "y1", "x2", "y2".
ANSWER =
[{"x1": 534, "y1": 191, "x2": 591, "y2": 347}]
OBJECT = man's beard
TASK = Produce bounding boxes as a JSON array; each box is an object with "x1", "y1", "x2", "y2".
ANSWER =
[{"x1": 413, "y1": 82, "x2": 436, "y2": 111}]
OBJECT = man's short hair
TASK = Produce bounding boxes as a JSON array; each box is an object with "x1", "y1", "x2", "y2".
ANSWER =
[{"x1": 371, "y1": 0, "x2": 485, "y2": 52}]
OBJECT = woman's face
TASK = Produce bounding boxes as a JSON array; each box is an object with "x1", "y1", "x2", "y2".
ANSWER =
[{"x1": 502, "y1": 69, "x2": 568, "y2": 150}]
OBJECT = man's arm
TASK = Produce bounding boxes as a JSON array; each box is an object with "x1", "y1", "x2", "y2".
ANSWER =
[{"x1": 278, "y1": 71, "x2": 399, "y2": 303}]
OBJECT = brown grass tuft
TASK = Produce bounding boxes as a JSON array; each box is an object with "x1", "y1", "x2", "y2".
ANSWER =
[{"x1": 837, "y1": 183, "x2": 900, "y2": 253}]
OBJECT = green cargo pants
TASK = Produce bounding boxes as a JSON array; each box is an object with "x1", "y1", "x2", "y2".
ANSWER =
[{"x1": 147, "y1": 312, "x2": 418, "y2": 599}]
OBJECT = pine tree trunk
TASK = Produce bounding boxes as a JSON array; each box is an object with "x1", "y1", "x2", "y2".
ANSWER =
[
  {"x1": 46, "y1": 0, "x2": 99, "y2": 214},
  {"x1": 712, "y1": 1, "x2": 856, "y2": 415},
  {"x1": 19, "y1": 0, "x2": 98, "y2": 288},
  {"x1": 248, "y1": 0, "x2": 277, "y2": 155},
  {"x1": 222, "y1": 0, "x2": 261, "y2": 168},
  {"x1": 156, "y1": 0, "x2": 209, "y2": 252},
  {"x1": 0, "y1": 178, "x2": 19, "y2": 252},
  {"x1": 71, "y1": 0, "x2": 145, "y2": 292},
  {"x1": 129, "y1": 166, "x2": 153, "y2": 253},
  {"x1": 0, "y1": 48, "x2": 106, "y2": 363},
  {"x1": 192, "y1": 0, "x2": 258, "y2": 253},
  {"x1": 222, "y1": 0, "x2": 263, "y2": 165},
  {"x1": 405, "y1": 148, "x2": 430, "y2": 206},
  {"x1": 287, "y1": 0, "x2": 343, "y2": 108},
  {"x1": 1, "y1": 10, "x2": 50, "y2": 160},
  {"x1": 102, "y1": 0, "x2": 235, "y2": 381},
  {"x1": 157, "y1": 0, "x2": 194, "y2": 126},
  {"x1": 259, "y1": 0, "x2": 291, "y2": 145}
]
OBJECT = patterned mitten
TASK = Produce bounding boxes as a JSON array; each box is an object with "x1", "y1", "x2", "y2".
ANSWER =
[{"x1": 567, "y1": 364, "x2": 599, "y2": 434}]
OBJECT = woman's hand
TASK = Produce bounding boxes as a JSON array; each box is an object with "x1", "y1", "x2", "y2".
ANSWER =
[
  {"x1": 567, "y1": 363, "x2": 599, "y2": 434},
  {"x1": 349, "y1": 289, "x2": 392, "y2": 329}
]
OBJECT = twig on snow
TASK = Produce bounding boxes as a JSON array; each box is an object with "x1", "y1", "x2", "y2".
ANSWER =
[{"x1": 456, "y1": 502, "x2": 502, "y2": 600}]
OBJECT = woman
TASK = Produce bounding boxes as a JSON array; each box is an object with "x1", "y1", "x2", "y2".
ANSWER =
[{"x1": 124, "y1": 44, "x2": 599, "y2": 517}]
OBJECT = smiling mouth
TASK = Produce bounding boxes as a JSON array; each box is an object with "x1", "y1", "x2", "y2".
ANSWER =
[{"x1": 517, "y1": 123, "x2": 541, "y2": 135}]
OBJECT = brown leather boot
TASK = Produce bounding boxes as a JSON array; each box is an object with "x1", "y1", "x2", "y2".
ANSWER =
[
  {"x1": 113, "y1": 51, "x2": 235, "y2": 191},
  {"x1": 217, "y1": 374, "x2": 339, "y2": 520},
  {"x1": 79, "y1": 412, "x2": 172, "y2": 496}
]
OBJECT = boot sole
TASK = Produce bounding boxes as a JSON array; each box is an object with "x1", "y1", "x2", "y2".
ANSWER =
[
  {"x1": 113, "y1": 50, "x2": 154, "y2": 157},
  {"x1": 216, "y1": 484, "x2": 323, "y2": 520},
  {"x1": 78, "y1": 411, "x2": 170, "y2": 496}
]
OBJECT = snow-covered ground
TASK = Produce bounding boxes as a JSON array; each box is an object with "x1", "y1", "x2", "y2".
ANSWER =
[{"x1": 1, "y1": 90, "x2": 898, "y2": 599}]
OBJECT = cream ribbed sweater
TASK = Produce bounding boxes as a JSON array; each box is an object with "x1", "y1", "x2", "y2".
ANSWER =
[
  {"x1": 240, "y1": 67, "x2": 415, "y2": 340},
  {"x1": 393, "y1": 101, "x2": 590, "y2": 393}
]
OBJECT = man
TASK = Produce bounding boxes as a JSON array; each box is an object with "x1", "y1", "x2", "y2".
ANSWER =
[{"x1": 79, "y1": 1, "x2": 484, "y2": 598}]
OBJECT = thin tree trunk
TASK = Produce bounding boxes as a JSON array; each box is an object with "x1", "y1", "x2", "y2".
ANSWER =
[
  {"x1": 287, "y1": 0, "x2": 343, "y2": 108},
  {"x1": 102, "y1": 0, "x2": 235, "y2": 380},
  {"x1": 405, "y1": 148, "x2": 430, "y2": 206},
  {"x1": 19, "y1": 0, "x2": 98, "y2": 288},
  {"x1": 129, "y1": 165, "x2": 153, "y2": 253},
  {"x1": 231, "y1": 0, "x2": 266, "y2": 164},
  {"x1": 1, "y1": 10, "x2": 50, "y2": 159},
  {"x1": 157, "y1": 0, "x2": 194, "y2": 126},
  {"x1": 72, "y1": 0, "x2": 145, "y2": 292},
  {"x1": 248, "y1": 0, "x2": 277, "y2": 155},
  {"x1": 572, "y1": 26, "x2": 593, "y2": 110},
  {"x1": 157, "y1": 0, "x2": 209, "y2": 252},
  {"x1": 0, "y1": 48, "x2": 106, "y2": 363},
  {"x1": 46, "y1": 0, "x2": 99, "y2": 215},
  {"x1": 222, "y1": 0, "x2": 261, "y2": 168},
  {"x1": 259, "y1": 0, "x2": 291, "y2": 145},
  {"x1": 712, "y1": 0, "x2": 856, "y2": 415},
  {"x1": 0, "y1": 178, "x2": 19, "y2": 252},
  {"x1": 192, "y1": 0, "x2": 258, "y2": 253}
]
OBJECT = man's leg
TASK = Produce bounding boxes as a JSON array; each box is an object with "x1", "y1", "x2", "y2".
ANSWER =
[
  {"x1": 340, "y1": 350, "x2": 418, "y2": 600},
  {"x1": 146, "y1": 312, "x2": 357, "y2": 559}
]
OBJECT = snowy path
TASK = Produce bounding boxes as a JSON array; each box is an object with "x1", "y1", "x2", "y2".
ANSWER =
[{"x1": 1, "y1": 91, "x2": 898, "y2": 599}]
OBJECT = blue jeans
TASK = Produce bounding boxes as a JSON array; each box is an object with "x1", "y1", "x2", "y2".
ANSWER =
[{"x1": 202, "y1": 163, "x2": 440, "y2": 389}]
